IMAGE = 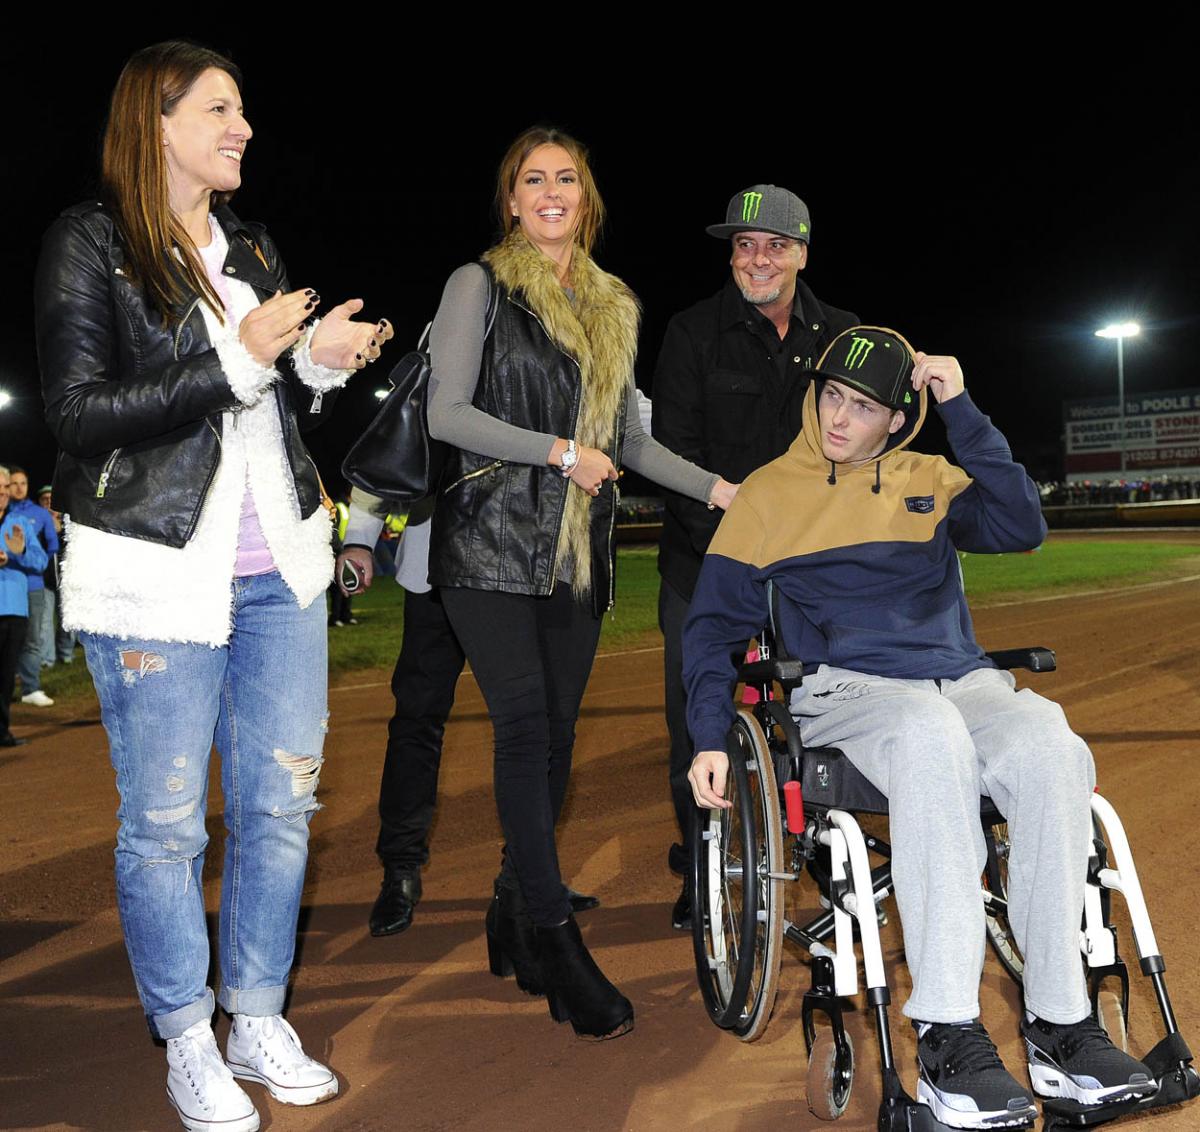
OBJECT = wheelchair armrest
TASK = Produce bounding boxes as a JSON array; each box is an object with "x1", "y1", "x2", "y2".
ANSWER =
[
  {"x1": 985, "y1": 646, "x2": 1057, "y2": 673},
  {"x1": 737, "y1": 657, "x2": 807, "y2": 685}
]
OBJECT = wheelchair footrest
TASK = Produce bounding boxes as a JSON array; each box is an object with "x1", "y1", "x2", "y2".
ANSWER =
[{"x1": 1040, "y1": 1032, "x2": 1200, "y2": 1128}]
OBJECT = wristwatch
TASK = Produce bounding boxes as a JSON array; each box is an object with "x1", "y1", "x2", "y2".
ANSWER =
[{"x1": 559, "y1": 439, "x2": 579, "y2": 476}]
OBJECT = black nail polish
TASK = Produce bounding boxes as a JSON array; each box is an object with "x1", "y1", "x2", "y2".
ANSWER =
[
  {"x1": 298, "y1": 323, "x2": 306, "y2": 331},
  {"x1": 370, "y1": 339, "x2": 377, "y2": 347},
  {"x1": 304, "y1": 301, "x2": 314, "y2": 310},
  {"x1": 304, "y1": 288, "x2": 315, "y2": 296},
  {"x1": 356, "y1": 353, "x2": 362, "y2": 361}
]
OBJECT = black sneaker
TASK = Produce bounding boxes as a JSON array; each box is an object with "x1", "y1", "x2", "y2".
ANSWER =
[
  {"x1": 1023, "y1": 1013, "x2": 1157, "y2": 1105},
  {"x1": 916, "y1": 1021, "x2": 1038, "y2": 1129},
  {"x1": 671, "y1": 879, "x2": 691, "y2": 931}
]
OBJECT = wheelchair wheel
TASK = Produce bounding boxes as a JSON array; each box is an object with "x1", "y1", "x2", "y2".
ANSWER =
[
  {"x1": 982, "y1": 820, "x2": 1024, "y2": 984},
  {"x1": 691, "y1": 709, "x2": 784, "y2": 1041},
  {"x1": 806, "y1": 1029, "x2": 854, "y2": 1120}
]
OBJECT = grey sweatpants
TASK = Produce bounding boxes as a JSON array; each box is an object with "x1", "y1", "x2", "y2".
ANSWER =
[{"x1": 790, "y1": 665, "x2": 1095, "y2": 1025}]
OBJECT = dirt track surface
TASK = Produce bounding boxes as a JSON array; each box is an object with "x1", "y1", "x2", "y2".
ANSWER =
[{"x1": 3, "y1": 565, "x2": 1199, "y2": 1131}]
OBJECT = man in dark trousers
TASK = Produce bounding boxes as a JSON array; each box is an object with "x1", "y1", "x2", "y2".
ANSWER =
[{"x1": 652, "y1": 185, "x2": 857, "y2": 928}]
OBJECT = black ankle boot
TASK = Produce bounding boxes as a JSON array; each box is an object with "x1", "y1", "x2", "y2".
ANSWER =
[
  {"x1": 485, "y1": 882, "x2": 545, "y2": 996},
  {"x1": 535, "y1": 916, "x2": 633, "y2": 1040}
]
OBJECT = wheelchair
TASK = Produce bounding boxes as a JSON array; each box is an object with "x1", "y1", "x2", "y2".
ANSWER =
[{"x1": 690, "y1": 638, "x2": 1199, "y2": 1131}]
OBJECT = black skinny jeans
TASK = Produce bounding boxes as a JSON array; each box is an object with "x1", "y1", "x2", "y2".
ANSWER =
[{"x1": 441, "y1": 582, "x2": 601, "y2": 928}]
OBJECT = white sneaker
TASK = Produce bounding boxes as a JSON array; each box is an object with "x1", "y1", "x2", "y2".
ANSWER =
[
  {"x1": 226, "y1": 1014, "x2": 338, "y2": 1106},
  {"x1": 166, "y1": 1020, "x2": 260, "y2": 1132},
  {"x1": 21, "y1": 690, "x2": 54, "y2": 707}
]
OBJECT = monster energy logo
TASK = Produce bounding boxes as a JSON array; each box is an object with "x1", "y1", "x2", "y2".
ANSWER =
[
  {"x1": 742, "y1": 192, "x2": 763, "y2": 221},
  {"x1": 844, "y1": 336, "x2": 875, "y2": 370}
]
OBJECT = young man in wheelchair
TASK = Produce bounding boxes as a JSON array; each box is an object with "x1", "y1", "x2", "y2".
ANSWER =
[{"x1": 683, "y1": 327, "x2": 1156, "y2": 1129}]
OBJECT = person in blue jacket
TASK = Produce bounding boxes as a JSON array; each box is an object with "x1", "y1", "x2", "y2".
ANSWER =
[
  {"x1": 0, "y1": 467, "x2": 49, "y2": 746},
  {"x1": 7, "y1": 466, "x2": 59, "y2": 706},
  {"x1": 683, "y1": 328, "x2": 1155, "y2": 1130}
]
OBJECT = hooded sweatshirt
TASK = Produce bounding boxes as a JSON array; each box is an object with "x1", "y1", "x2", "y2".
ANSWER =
[{"x1": 682, "y1": 380, "x2": 1047, "y2": 755}]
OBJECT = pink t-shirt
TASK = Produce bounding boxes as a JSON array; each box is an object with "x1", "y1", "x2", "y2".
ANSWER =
[{"x1": 198, "y1": 219, "x2": 276, "y2": 578}]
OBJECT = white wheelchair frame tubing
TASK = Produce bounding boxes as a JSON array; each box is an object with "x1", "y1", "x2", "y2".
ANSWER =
[
  {"x1": 812, "y1": 809, "x2": 890, "y2": 999},
  {"x1": 1085, "y1": 791, "x2": 1160, "y2": 965}
]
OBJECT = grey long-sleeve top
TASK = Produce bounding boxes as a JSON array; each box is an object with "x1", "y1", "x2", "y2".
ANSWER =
[{"x1": 426, "y1": 264, "x2": 718, "y2": 503}]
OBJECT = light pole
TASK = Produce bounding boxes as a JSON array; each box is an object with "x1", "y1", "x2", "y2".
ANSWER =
[{"x1": 1095, "y1": 322, "x2": 1140, "y2": 475}]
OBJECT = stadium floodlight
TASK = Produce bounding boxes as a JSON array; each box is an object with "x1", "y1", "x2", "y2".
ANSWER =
[
  {"x1": 0, "y1": 390, "x2": 11, "y2": 410},
  {"x1": 1095, "y1": 322, "x2": 1140, "y2": 340},
  {"x1": 1094, "y1": 322, "x2": 1143, "y2": 474}
]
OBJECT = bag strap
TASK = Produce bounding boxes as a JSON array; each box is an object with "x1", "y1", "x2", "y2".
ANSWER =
[{"x1": 416, "y1": 265, "x2": 500, "y2": 354}]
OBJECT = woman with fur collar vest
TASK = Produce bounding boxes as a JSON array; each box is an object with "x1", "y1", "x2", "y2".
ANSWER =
[
  {"x1": 34, "y1": 42, "x2": 393, "y2": 1132},
  {"x1": 424, "y1": 127, "x2": 737, "y2": 1040}
]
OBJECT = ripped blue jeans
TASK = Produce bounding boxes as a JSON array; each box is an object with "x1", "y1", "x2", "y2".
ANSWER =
[{"x1": 80, "y1": 571, "x2": 328, "y2": 1039}]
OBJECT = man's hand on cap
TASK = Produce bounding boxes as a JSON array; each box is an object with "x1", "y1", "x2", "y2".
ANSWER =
[{"x1": 912, "y1": 352, "x2": 965, "y2": 404}]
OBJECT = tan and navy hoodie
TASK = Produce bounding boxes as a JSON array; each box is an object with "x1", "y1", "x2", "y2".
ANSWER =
[{"x1": 682, "y1": 379, "x2": 1047, "y2": 754}]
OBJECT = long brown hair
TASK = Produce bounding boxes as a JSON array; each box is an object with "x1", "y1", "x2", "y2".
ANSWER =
[
  {"x1": 101, "y1": 41, "x2": 243, "y2": 323},
  {"x1": 494, "y1": 126, "x2": 605, "y2": 256}
]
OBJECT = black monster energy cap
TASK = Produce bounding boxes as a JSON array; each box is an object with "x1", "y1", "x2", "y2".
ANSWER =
[
  {"x1": 706, "y1": 184, "x2": 812, "y2": 243},
  {"x1": 814, "y1": 326, "x2": 917, "y2": 410}
]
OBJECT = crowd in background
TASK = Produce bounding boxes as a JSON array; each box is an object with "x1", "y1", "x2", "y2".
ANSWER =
[{"x1": 1039, "y1": 477, "x2": 1200, "y2": 506}]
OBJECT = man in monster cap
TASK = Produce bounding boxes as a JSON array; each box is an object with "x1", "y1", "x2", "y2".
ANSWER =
[
  {"x1": 684, "y1": 327, "x2": 1157, "y2": 1129},
  {"x1": 652, "y1": 185, "x2": 857, "y2": 930}
]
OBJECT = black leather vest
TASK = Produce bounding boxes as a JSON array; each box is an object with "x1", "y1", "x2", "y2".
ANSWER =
[{"x1": 429, "y1": 276, "x2": 626, "y2": 616}]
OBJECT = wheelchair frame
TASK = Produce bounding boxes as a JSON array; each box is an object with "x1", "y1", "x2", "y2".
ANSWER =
[{"x1": 690, "y1": 643, "x2": 1200, "y2": 1130}]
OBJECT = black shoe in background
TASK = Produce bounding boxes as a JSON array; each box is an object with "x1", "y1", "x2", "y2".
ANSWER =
[
  {"x1": 369, "y1": 866, "x2": 422, "y2": 937},
  {"x1": 567, "y1": 887, "x2": 600, "y2": 914}
]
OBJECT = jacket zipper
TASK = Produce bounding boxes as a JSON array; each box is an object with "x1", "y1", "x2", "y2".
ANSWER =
[
  {"x1": 442, "y1": 459, "x2": 503, "y2": 493},
  {"x1": 606, "y1": 481, "x2": 620, "y2": 612},
  {"x1": 95, "y1": 448, "x2": 122, "y2": 498},
  {"x1": 511, "y1": 299, "x2": 558, "y2": 349},
  {"x1": 173, "y1": 298, "x2": 202, "y2": 359}
]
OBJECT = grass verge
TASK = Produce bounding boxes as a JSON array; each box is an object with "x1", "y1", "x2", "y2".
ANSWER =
[
  {"x1": 960, "y1": 538, "x2": 1200, "y2": 604},
  {"x1": 29, "y1": 537, "x2": 1200, "y2": 709}
]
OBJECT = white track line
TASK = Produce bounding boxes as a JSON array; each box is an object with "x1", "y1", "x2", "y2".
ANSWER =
[{"x1": 981, "y1": 572, "x2": 1200, "y2": 609}]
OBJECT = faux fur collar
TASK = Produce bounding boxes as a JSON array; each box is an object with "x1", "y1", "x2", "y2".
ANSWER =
[{"x1": 483, "y1": 231, "x2": 640, "y2": 597}]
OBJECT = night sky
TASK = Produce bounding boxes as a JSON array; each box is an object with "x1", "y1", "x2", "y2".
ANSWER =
[{"x1": 3, "y1": 38, "x2": 1197, "y2": 490}]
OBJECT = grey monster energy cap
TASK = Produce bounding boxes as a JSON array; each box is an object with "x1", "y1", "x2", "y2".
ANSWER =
[{"x1": 706, "y1": 184, "x2": 811, "y2": 243}]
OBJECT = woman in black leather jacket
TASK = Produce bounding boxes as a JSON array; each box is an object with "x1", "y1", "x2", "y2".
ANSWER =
[
  {"x1": 34, "y1": 42, "x2": 390, "y2": 1132},
  {"x1": 422, "y1": 126, "x2": 736, "y2": 1040}
]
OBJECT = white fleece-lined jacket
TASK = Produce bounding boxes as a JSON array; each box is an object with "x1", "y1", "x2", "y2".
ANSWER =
[{"x1": 35, "y1": 202, "x2": 350, "y2": 645}]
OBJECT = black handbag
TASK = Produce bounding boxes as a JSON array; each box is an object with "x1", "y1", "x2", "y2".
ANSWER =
[{"x1": 342, "y1": 274, "x2": 498, "y2": 502}]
